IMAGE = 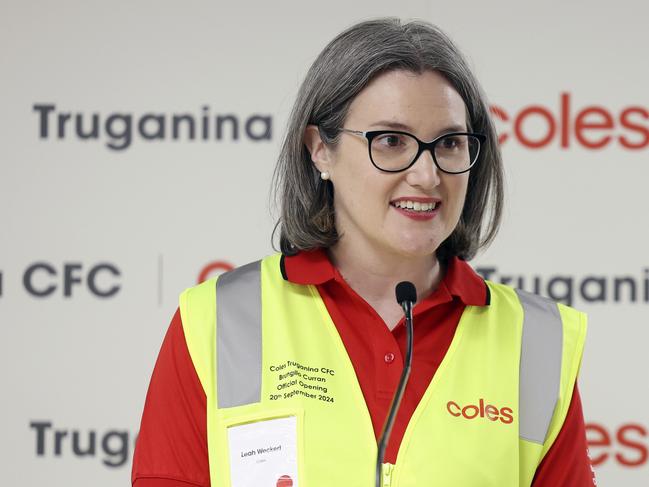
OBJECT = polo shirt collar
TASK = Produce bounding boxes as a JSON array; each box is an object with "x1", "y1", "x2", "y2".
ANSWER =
[{"x1": 281, "y1": 249, "x2": 489, "y2": 307}]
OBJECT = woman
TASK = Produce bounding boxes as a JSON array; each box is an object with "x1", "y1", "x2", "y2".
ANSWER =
[{"x1": 132, "y1": 18, "x2": 593, "y2": 486}]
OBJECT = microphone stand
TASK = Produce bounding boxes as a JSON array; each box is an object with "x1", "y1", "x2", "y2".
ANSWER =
[{"x1": 375, "y1": 293, "x2": 414, "y2": 487}]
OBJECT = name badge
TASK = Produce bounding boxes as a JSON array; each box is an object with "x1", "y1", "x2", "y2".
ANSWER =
[{"x1": 228, "y1": 415, "x2": 298, "y2": 487}]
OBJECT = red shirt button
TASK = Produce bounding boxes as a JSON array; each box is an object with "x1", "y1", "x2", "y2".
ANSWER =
[{"x1": 384, "y1": 352, "x2": 395, "y2": 364}]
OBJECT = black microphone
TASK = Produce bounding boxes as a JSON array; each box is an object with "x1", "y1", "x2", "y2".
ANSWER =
[
  {"x1": 395, "y1": 281, "x2": 417, "y2": 315},
  {"x1": 375, "y1": 281, "x2": 417, "y2": 487}
]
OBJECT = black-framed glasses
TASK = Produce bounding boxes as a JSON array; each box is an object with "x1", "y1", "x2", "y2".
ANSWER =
[{"x1": 339, "y1": 129, "x2": 486, "y2": 174}]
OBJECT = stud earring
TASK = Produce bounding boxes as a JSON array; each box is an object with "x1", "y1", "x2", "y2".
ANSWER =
[{"x1": 320, "y1": 171, "x2": 330, "y2": 181}]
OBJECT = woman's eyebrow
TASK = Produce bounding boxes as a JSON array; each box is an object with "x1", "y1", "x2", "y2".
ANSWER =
[
  {"x1": 368, "y1": 121, "x2": 468, "y2": 136},
  {"x1": 436, "y1": 124, "x2": 468, "y2": 135},
  {"x1": 368, "y1": 120, "x2": 414, "y2": 131}
]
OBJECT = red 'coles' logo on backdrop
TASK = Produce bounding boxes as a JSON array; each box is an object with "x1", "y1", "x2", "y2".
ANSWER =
[
  {"x1": 197, "y1": 260, "x2": 235, "y2": 283},
  {"x1": 586, "y1": 422, "x2": 648, "y2": 468},
  {"x1": 491, "y1": 92, "x2": 649, "y2": 150},
  {"x1": 447, "y1": 399, "x2": 514, "y2": 424}
]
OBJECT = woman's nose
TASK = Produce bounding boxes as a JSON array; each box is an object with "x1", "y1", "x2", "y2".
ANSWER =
[{"x1": 405, "y1": 149, "x2": 441, "y2": 189}]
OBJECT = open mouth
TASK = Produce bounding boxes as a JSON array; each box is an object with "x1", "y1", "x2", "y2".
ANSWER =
[{"x1": 390, "y1": 200, "x2": 439, "y2": 213}]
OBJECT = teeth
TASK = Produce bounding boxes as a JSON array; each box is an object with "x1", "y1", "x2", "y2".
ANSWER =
[{"x1": 393, "y1": 201, "x2": 437, "y2": 211}]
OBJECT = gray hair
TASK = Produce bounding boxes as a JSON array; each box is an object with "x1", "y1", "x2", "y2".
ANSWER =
[{"x1": 272, "y1": 18, "x2": 504, "y2": 261}]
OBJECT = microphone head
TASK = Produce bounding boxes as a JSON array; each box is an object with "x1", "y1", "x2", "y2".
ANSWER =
[{"x1": 395, "y1": 281, "x2": 417, "y2": 305}]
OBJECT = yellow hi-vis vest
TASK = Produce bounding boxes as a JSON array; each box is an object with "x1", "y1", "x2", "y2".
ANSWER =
[{"x1": 179, "y1": 254, "x2": 587, "y2": 487}]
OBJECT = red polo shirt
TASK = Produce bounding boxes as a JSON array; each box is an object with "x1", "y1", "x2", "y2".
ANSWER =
[{"x1": 132, "y1": 250, "x2": 594, "y2": 486}]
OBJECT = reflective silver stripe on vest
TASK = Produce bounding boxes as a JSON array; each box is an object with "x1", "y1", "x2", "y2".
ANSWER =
[
  {"x1": 216, "y1": 260, "x2": 262, "y2": 408},
  {"x1": 516, "y1": 289, "x2": 563, "y2": 444}
]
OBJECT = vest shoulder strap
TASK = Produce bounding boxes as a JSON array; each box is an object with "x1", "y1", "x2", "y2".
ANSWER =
[
  {"x1": 215, "y1": 260, "x2": 262, "y2": 408},
  {"x1": 514, "y1": 288, "x2": 564, "y2": 444},
  {"x1": 487, "y1": 282, "x2": 586, "y2": 455}
]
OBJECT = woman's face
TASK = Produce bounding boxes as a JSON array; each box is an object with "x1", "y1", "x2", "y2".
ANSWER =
[{"x1": 311, "y1": 69, "x2": 470, "y2": 261}]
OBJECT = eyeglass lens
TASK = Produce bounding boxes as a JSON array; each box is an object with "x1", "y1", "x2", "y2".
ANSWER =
[{"x1": 370, "y1": 133, "x2": 480, "y2": 173}]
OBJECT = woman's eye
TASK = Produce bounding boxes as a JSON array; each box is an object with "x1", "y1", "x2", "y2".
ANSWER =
[
  {"x1": 378, "y1": 134, "x2": 403, "y2": 147},
  {"x1": 442, "y1": 137, "x2": 458, "y2": 148},
  {"x1": 442, "y1": 136, "x2": 462, "y2": 149}
]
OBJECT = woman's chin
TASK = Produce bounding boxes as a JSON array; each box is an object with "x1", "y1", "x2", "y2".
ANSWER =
[
  {"x1": 390, "y1": 229, "x2": 443, "y2": 253},
  {"x1": 389, "y1": 238, "x2": 440, "y2": 260}
]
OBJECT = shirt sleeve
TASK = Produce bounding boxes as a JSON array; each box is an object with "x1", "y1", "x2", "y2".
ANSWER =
[
  {"x1": 132, "y1": 308, "x2": 211, "y2": 487},
  {"x1": 531, "y1": 384, "x2": 596, "y2": 486}
]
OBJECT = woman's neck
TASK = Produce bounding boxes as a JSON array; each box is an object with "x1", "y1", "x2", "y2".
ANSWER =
[{"x1": 327, "y1": 240, "x2": 443, "y2": 330}]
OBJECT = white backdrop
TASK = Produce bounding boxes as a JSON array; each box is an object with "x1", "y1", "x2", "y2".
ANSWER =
[{"x1": 1, "y1": 0, "x2": 647, "y2": 485}]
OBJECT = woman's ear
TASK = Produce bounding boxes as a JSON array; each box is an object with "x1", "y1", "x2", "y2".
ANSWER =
[{"x1": 303, "y1": 125, "x2": 333, "y2": 175}]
